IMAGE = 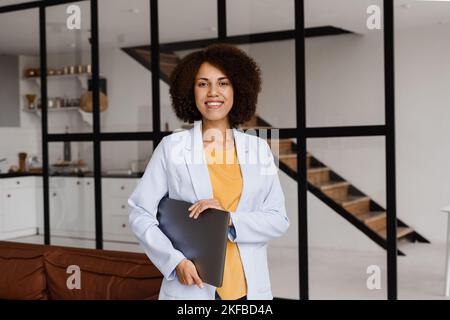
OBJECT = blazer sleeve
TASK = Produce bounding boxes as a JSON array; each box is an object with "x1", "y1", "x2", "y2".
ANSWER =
[
  {"x1": 228, "y1": 139, "x2": 290, "y2": 244},
  {"x1": 128, "y1": 136, "x2": 185, "y2": 281}
]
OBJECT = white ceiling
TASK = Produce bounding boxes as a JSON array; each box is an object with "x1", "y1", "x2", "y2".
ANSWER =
[{"x1": 0, "y1": 0, "x2": 449, "y2": 55}]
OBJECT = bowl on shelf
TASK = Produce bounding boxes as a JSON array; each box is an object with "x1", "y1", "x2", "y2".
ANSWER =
[{"x1": 24, "y1": 68, "x2": 39, "y2": 78}]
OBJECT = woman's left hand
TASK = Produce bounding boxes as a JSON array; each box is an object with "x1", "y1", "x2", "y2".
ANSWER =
[{"x1": 188, "y1": 199, "x2": 225, "y2": 219}]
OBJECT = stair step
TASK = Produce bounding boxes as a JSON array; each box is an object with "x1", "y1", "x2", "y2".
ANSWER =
[
  {"x1": 135, "y1": 49, "x2": 179, "y2": 64},
  {"x1": 279, "y1": 154, "x2": 297, "y2": 171},
  {"x1": 359, "y1": 211, "x2": 386, "y2": 231},
  {"x1": 335, "y1": 195, "x2": 371, "y2": 216},
  {"x1": 268, "y1": 139, "x2": 294, "y2": 155},
  {"x1": 160, "y1": 52, "x2": 179, "y2": 63},
  {"x1": 278, "y1": 153, "x2": 314, "y2": 170},
  {"x1": 160, "y1": 63, "x2": 177, "y2": 77},
  {"x1": 318, "y1": 180, "x2": 350, "y2": 190},
  {"x1": 379, "y1": 226, "x2": 414, "y2": 240},
  {"x1": 318, "y1": 181, "x2": 350, "y2": 200},
  {"x1": 307, "y1": 167, "x2": 331, "y2": 185},
  {"x1": 279, "y1": 154, "x2": 297, "y2": 160}
]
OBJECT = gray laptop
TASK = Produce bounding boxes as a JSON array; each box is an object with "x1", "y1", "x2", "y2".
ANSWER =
[{"x1": 157, "y1": 195, "x2": 230, "y2": 287}]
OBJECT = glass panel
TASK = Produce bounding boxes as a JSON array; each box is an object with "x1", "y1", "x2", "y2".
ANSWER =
[
  {"x1": 160, "y1": 48, "x2": 195, "y2": 132},
  {"x1": 305, "y1": 0, "x2": 385, "y2": 127},
  {"x1": 238, "y1": 41, "x2": 295, "y2": 129},
  {"x1": 159, "y1": 0, "x2": 217, "y2": 132},
  {"x1": 158, "y1": 0, "x2": 217, "y2": 43},
  {"x1": 101, "y1": 140, "x2": 153, "y2": 252},
  {"x1": 101, "y1": 140, "x2": 152, "y2": 177},
  {"x1": 99, "y1": 0, "x2": 152, "y2": 132},
  {"x1": 307, "y1": 137, "x2": 387, "y2": 299},
  {"x1": 48, "y1": 141, "x2": 95, "y2": 249},
  {"x1": 226, "y1": 0, "x2": 294, "y2": 36},
  {"x1": 46, "y1": 1, "x2": 92, "y2": 134},
  {"x1": 266, "y1": 135, "x2": 299, "y2": 299},
  {"x1": 395, "y1": 0, "x2": 450, "y2": 300},
  {"x1": 0, "y1": 8, "x2": 43, "y2": 245}
]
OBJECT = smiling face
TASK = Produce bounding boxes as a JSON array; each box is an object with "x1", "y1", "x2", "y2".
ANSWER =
[{"x1": 194, "y1": 62, "x2": 234, "y2": 125}]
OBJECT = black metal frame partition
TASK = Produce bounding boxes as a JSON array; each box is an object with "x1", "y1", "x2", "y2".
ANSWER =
[{"x1": 0, "y1": 0, "x2": 397, "y2": 300}]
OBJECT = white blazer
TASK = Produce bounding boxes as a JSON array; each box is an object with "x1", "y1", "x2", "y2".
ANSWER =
[{"x1": 128, "y1": 120, "x2": 290, "y2": 300}]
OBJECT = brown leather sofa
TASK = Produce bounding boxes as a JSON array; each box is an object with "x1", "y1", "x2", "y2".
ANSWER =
[{"x1": 0, "y1": 240, "x2": 163, "y2": 300}]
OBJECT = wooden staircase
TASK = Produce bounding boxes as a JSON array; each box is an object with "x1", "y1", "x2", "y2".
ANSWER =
[
  {"x1": 121, "y1": 46, "x2": 180, "y2": 84},
  {"x1": 240, "y1": 116, "x2": 429, "y2": 255}
]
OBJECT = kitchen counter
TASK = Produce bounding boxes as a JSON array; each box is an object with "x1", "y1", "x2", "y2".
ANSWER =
[
  {"x1": 0, "y1": 172, "x2": 42, "y2": 178},
  {"x1": 0, "y1": 172, "x2": 144, "y2": 179}
]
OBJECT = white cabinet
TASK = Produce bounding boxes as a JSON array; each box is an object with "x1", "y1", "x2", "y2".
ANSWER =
[
  {"x1": 2, "y1": 176, "x2": 139, "y2": 242},
  {"x1": 36, "y1": 177, "x2": 95, "y2": 238},
  {"x1": 102, "y1": 178, "x2": 139, "y2": 242},
  {"x1": 0, "y1": 177, "x2": 37, "y2": 239},
  {"x1": 3, "y1": 186, "x2": 36, "y2": 232},
  {"x1": 36, "y1": 177, "x2": 63, "y2": 233},
  {"x1": 80, "y1": 177, "x2": 95, "y2": 234},
  {"x1": 51, "y1": 177, "x2": 95, "y2": 238}
]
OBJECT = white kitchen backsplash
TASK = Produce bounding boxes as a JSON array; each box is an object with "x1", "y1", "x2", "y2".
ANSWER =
[{"x1": 0, "y1": 128, "x2": 40, "y2": 173}]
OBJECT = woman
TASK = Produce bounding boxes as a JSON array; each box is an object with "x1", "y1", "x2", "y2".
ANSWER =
[{"x1": 128, "y1": 43, "x2": 290, "y2": 300}]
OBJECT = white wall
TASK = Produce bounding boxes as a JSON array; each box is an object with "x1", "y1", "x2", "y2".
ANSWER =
[
  {"x1": 0, "y1": 55, "x2": 41, "y2": 174},
  {"x1": 395, "y1": 26, "x2": 450, "y2": 244}
]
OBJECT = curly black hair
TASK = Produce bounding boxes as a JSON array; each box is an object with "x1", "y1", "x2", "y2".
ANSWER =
[{"x1": 169, "y1": 43, "x2": 262, "y2": 128}]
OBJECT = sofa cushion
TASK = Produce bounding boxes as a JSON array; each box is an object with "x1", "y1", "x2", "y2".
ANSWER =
[
  {"x1": 0, "y1": 244, "x2": 47, "y2": 300},
  {"x1": 44, "y1": 248, "x2": 163, "y2": 299}
]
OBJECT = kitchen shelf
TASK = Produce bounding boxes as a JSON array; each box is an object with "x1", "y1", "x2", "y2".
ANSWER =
[
  {"x1": 22, "y1": 73, "x2": 91, "y2": 89},
  {"x1": 23, "y1": 106, "x2": 81, "y2": 113},
  {"x1": 23, "y1": 73, "x2": 92, "y2": 80},
  {"x1": 22, "y1": 107, "x2": 93, "y2": 126}
]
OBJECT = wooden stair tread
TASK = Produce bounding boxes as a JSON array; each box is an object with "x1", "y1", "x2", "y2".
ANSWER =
[
  {"x1": 135, "y1": 49, "x2": 178, "y2": 63},
  {"x1": 278, "y1": 153, "x2": 311, "y2": 158},
  {"x1": 379, "y1": 226, "x2": 414, "y2": 239},
  {"x1": 279, "y1": 154, "x2": 297, "y2": 159},
  {"x1": 317, "y1": 180, "x2": 350, "y2": 191},
  {"x1": 359, "y1": 211, "x2": 386, "y2": 223},
  {"x1": 307, "y1": 167, "x2": 330, "y2": 173},
  {"x1": 335, "y1": 195, "x2": 370, "y2": 206}
]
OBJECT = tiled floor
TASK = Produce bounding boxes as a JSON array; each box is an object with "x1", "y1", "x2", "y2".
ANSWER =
[{"x1": 7, "y1": 235, "x2": 450, "y2": 300}]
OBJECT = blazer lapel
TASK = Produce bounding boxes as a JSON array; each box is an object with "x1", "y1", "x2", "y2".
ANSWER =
[{"x1": 184, "y1": 121, "x2": 213, "y2": 201}]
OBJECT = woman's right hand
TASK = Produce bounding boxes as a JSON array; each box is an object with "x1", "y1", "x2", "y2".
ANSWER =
[{"x1": 175, "y1": 258, "x2": 204, "y2": 289}]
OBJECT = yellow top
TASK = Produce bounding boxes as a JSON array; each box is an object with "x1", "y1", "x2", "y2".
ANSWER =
[{"x1": 205, "y1": 143, "x2": 247, "y2": 300}]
